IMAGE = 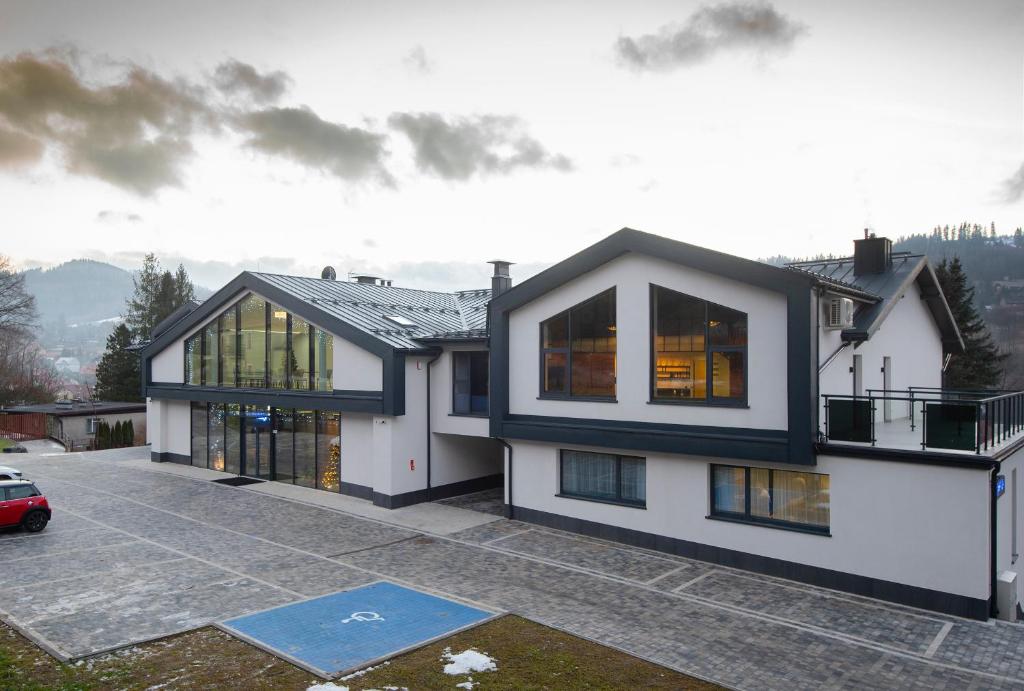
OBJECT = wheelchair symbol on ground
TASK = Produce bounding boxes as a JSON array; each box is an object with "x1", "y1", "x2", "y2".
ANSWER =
[
  {"x1": 343, "y1": 611, "x2": 384, "y2": 623},
  {"x1": 221, "y1": 581, "x2": 495, "y2": 678}
]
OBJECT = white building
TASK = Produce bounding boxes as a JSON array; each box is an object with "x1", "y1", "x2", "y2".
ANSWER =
[{"x1": 141, "y1": 228, "x2": 1024, "y2": 621}]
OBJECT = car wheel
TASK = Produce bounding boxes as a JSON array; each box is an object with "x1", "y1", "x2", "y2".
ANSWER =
[{"x1": 22, "y1": 510, "x2": 48, "y2": 533}]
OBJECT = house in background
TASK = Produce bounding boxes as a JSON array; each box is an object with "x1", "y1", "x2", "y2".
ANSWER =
[
  {"x1": 1, "y1": 400, "x2": 146, "y2": 450},
  {"x1": 140, "y1": 228, "x2": 1024, "y2": 621}
]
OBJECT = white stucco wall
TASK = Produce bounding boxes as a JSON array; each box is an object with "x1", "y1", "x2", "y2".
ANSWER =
[
  {"x1": 818, "y1": 281, "x2": 944, "y2": 429},
  {"x1": 430, "y1": 346, "x2": 490, "y2": 438},
  {"x1": 430, "y1": 433, "x2": 503, "y2": 486},
  {"x1": 148, "y1": 398, "x2": 190, "y2": 457},
  {"x1": 507, "y1": 252, "x2": 790, "y2": 430},
  {"x1": 372, "y1": 357, "x2": 430, "y2": 496},
  {"x1": 996, "y1": 446, "x2": 1024, "y2": 610},
  {"x1": 339, "y1": 413, "x2": 374, "y2": 489},
  {"x1": 510, "y1": 440, "x2": 992, "y2": 601},
  {"x1": 333, "y1": 338, "x2": 383, "y2": 391},
  {"x1": 151, "y1": 340, "x2": 185, "y2": 384}
]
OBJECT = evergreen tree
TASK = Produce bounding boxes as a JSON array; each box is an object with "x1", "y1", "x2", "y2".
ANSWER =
[
  {"x1": 94, "y1": 323, "x2": 142, "y2": 402},
  {"x1": 935, "y1": 257, "x2": 1005, "y2": 389},
  {"x1": 96, "y1": 420, "x2": 110, "y2": 450},
  {"x1": 1015, "y1": 227, "x2": 1023, "y2": 249},
  {"x1": 125, "y1": 419, "x2": 135, "y2": 446},
  {"x1": 174, "y1": 264, "x2": 196, "y2": 306},
  {"x1": 113, "y1": 420, "x2": 124, "y2": 448},
  {"x1": 153, "y1": 270, "x2": 178, "y2": 328}
]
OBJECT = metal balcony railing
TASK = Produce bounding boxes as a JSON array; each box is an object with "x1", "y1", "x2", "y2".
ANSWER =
[{"x1": 822, "y1": 387, "x2": 1024, "y2": 454}]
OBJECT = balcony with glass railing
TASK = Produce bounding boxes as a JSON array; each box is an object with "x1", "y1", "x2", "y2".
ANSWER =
[{"x1": 821, "y1": 387, "x2": 1024, "y2": 455}]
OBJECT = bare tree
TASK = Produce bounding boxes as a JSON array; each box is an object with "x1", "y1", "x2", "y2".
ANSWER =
[{"x1": 0, "y1": 255, "x2": 36, "y2": 332}]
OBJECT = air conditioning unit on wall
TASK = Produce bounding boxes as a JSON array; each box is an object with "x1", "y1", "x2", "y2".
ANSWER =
[{"x1": 826, "y1": 297, "x2": 854, "y2": 329}]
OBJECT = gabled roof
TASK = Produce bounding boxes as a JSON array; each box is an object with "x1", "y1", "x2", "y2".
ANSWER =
[
  {"x1": 141, "y1": 270, "x2": 491, "y2": 358},
  {"x1": 788, "y1": 253, "x2": 964, "y2": 353}
]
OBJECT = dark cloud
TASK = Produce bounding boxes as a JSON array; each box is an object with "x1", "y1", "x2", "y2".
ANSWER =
[
  {"x1": 402, "y1": 46, "x2": 434, "y2": 75},
  {"x1": 999, "y1": 163, "x2": 1024, "y2": 204},
  {"x1": 236, "y1": 106, "x2": 392, "y2": 184},
  {"x1": 0, "y1": 51, "x2": 215, "y2": 194},
  {"x1": 388, "y1": 112, "x2": 572, "y2": 180},
  {"x1": 615, "y1": 2, "x2": 807, "y2": 72},
  {"x1": 213, "y1": 59, "x2": 291, "y2": 104},
  {"x1": 0, "y1": 126, "x2": 42, "y2": 167}
]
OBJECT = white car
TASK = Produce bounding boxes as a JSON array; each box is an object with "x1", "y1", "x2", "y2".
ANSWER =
[{"x1": 0, "y1": 465, "x2": 23, "y2": 481}]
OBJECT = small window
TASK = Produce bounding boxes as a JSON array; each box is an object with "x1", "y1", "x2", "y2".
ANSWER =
[
  {"x1": 540, "y1": 289, "x2": 616, "y2": 399},
  {"x1": 384, "y1": 315, "x2": 417, "y2": 328},
  {"x1": 7, "y1": 484, "x2": 40, "y2": 500},
  {"x1": 86, "y1": 418, "x2": 100, "y2": 434},
  {"x1": 453, "y1": 351, "x2": 489, "y2": 415},
  {"x1": 559, "y1": 450, "x2": 645, "y2": 507},
  {"x1": 710, "y1": 464, "x2": 830, "y2": 533}
]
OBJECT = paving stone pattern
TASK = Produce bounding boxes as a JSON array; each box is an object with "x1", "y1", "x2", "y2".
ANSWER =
[{"x1": 3, "y1": 450, "x2": 1024, "y2": 689}]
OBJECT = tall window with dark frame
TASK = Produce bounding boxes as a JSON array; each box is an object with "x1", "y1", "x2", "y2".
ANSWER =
[
  {"x1": 559, "y1": 449, "x2": 645, "y2": 507},
  {"x1": 710, "y1": 464, "x2": 830, "y2": 532},
  {"x1": 541, "y1": 289, "x2": 616, "y2": 398},
  {"x1": 179, "y1": 293, "x2": 333, "y2": 392},
  {"x1": 453, "y1": 351, "x2": 489, "y2": 415},
  {"x1": 652, "y1": 285, "x2": 746, "y2": 403}
]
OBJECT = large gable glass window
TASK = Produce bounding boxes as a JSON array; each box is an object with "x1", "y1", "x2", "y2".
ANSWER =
[
  {"x1": 540, "y1": 289, "x2": 616, "y2": 399},
  {"x1": 180, "y1": 293, "x2": 334, "y2": 391},
  {"x1": 652, "y1": 285, "x2": 746, "y2": 404}
]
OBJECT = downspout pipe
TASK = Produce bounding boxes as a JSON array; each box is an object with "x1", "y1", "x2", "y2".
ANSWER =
[
  {"x1": 498, "y1": 438, "x2": 513, "y2": 519},
  {"x1": 424, "y1": 349, "x2": 442, "y2": 502},
  {"x1": 991, "y1": 461, "x2": 1002, "y2": 619}
]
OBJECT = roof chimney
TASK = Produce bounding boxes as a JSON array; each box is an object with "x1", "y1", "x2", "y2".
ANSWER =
[
  {"x1": 853, "y1": 233, "x2": 892, "y2": 276},
  {"x1": 488, "y1": 260, "x2": 514, "y2": 297},
  {"x1": 351, "y1": 274, "x2": 384, "y2": 285}
]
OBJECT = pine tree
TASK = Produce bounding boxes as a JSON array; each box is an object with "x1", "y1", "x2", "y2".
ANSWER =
[
  {"x1": 124, "y1": 254, "x2": 163, "y2": 340},
  {"x1": 935, "y1": 257, "x2": 1006, "y2": 388},
  {"x1": 1015, "y1": 227, "x2": 1023, "y2": 249},
  {"x1": 94, "y1": 323, "x2": 142, "y2": 402},
  {"x1": 113, "y1": 420, "x2": 124, "y2": 448},
  {"x1": 96, "y1": 420, "x2": 110, "y2": 450},
  {"x1": 125, "y1": 419, "x2": 135, "y2": 446},
  {"x1": 174, "y1": 264, "x2": 196, "y2": 306}
]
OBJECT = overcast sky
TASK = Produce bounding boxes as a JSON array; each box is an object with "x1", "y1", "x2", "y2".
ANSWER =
[{"x1": 1, "y1": 0, "x2": 1021, "y2": 291}]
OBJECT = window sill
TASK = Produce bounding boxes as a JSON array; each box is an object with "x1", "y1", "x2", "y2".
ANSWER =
[
  {"x1": 449, "y1": 412, "x2": 489, "y2": 419},
  {"x1": 706, "y1": 513, "x2": 830, "y2": 537},
  {"x1": 556, "y1": 493, "x2": 646, "y2": 509},
  {"x1": 538, "y1": 395, "x2": 618, "y2": 403},
  {"x1": 648, "y1": 399, "x2": 749, "y2": 409}
]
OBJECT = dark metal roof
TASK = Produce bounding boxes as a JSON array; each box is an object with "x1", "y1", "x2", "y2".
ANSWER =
[
  {"x1": 416, "y1": 328, "x2": 490, "y2": 343},
  {"x1": 251, "y1": 273, "x2": 491, "y2": 350},
  {"x1": 788, "y1": 254, "x2": 964, "y2": 353},
  {"x1": 2, "y1": 401, "x2": 147, "y2": 416}
]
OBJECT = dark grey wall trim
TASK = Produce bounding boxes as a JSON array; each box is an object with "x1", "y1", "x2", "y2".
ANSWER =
[
  {"x1": 511, "y1": 505, "x2": 989, "y2": 620},
  {"x1": 382, "y1": 352, "x2": 407, "y2": 416},
  {"x1": 373, "y1": 473, "x2": 503, "y2": 509},
  {"x1": 489, "y1": 227, "x2": 815, "y2": 465},
  {"x1": 145, "y1": 384, "x2": 386, "y2": 414},
  {"x1": 499, "y1": 415, "x2": 791, "y2": 463},
  {"x1": 340, "y1": 481, "x2": 374, "y2": 501},
  {"x1": 150, "y1": 451, "x2": 190, "y2": 465}
]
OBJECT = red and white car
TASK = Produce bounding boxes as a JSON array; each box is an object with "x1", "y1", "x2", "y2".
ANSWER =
[{"x1": 0, "y1": 480, "x2": 51, "y2": 532}]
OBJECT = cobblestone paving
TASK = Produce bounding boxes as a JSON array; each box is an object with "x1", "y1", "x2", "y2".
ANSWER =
[
  {"x1": 4, "y1": 450, "x2": 1024, "y2": 689},
  {"x1": 435, "y1": 487, "x2": 505, "y2": 515}
]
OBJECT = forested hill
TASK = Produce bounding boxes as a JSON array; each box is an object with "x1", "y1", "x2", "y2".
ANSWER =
[{"x1": 22, "y1": 259, "x2": 135, "y2": 326}]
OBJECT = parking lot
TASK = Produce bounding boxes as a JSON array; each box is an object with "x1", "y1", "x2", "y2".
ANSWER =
[{"x1": 5, "y1": 443, "x2": 1024, "y2": 689}]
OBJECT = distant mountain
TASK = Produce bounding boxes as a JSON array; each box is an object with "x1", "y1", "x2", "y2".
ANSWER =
[{"x1": 22, "y1": 259, "x2": 135, "y2": 327}]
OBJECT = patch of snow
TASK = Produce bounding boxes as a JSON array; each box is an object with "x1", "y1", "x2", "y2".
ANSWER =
[
  {"x1": 441, "y1": 647, "x2": 497, "y2": 676},
  {"x1": 340, "y1": 660, "x2": 389, "y2": 680},
  {"x1": 456, "y1": 680, "x2": 475, "y2": 689},
  {"x1": 305, "y1": 684, "x2": 348, "y2": 691}
]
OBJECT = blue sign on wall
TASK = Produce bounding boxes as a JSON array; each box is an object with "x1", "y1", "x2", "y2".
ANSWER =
[
  {"x1": 221, "y1": 581, "x2": 495, "y2": 677},
  {"x1": 996, "y1": 475, "x2": 1006, "y2": 498}
]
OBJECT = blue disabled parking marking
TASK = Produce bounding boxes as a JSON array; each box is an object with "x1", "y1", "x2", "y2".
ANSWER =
[{"x1": 221, "y1": 581, "x2": 495, "y2": 676}]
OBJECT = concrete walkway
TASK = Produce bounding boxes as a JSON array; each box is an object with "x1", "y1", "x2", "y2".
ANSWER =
[{"x1": 4, "y1": 445, "x2": 1024, "y2": 689}]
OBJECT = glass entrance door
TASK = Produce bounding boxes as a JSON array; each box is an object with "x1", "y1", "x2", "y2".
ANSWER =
[{"x1": 243, "y1": 405, "x2": 272, "y2": 479}]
